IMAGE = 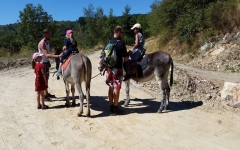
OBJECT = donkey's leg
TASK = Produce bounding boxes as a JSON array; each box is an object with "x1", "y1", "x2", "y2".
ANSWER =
[
  {"x1": 64, "y1": 80, "x2": 70, "y2": 106},
  {"x1": 85, "y1": 82, "x2": 91, "y2": 117},
  {"x1": 164, "y1": 83, "x2": 171, "y2": 110},
  {"x1": 123, "y1": 80, "x2": 131, "y2": 106},
  {"x1": 156, "y1": 75, "x2": 169, "y2": 113},
  {"x1": 73, "y1": 77, "x2": 84, "y2": 117},
  {"x1": 158, "y1": 72, "x2": 170, "y2": 113},
  {"x1": 71, "y1": 84, "x2": 76, "y2": 106}
]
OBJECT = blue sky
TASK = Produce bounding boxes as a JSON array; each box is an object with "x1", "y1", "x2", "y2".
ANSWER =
[{"x1": 0, "y1": 0, "x2": 155, "y2": 25}]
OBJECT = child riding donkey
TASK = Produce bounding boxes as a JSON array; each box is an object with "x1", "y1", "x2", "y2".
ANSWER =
[{"x1": 57, "y1": 29, "x2": 79, "y2": 76}]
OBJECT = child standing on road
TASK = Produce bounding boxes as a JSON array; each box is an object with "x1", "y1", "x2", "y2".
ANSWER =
[{"x1": 32, "y1": 52, "x2": 49, "y2": 109}]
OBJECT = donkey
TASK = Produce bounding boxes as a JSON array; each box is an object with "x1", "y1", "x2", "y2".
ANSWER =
[
  {"x1": 98, "y1": 50, "x2": 173, "y2": 113},
  {"x1": 61, "y1": 53, "x2": 92, "y2": 117}
]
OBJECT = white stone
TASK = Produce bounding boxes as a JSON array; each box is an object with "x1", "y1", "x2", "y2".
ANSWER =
[{"x1": 221, "y1": 82, "x2": 240, "y2": 107}]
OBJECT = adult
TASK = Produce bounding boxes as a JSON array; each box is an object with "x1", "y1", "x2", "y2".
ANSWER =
[
  {"x1": 106, "y1": 26, "x2": 129, "y2": 115},
  {"x1": 57, "y1": 29, "x2": 78, "y2": 75},
  {"x1": 38, "y1": 28, "x2": 63, "y2": 98},
  {"x1": 123, "y1": 23, "x2": 145, "y2": 81}
]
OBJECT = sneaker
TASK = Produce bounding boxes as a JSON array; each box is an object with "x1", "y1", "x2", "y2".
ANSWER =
[{"x1": 47, "y1": 93, "x2": 56, "y2": 98}]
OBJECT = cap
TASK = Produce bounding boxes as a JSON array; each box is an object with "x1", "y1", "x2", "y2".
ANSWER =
[
  {"x1": 32, "y1": 52, "x2": 43, "y2": 60},
  {"x1": 131, "y1": 23, "x2": 141, "y2": 30},
  {"x1": 43, "y1": 28, "x2": 50, "y2": 34},
  {"x1": 66, "y1": 30, "x2": 73, "y2": 35}
]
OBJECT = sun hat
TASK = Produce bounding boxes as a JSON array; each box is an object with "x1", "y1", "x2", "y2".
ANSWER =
[
  {"x1": 131, "y1": 23, "x2": 142, "y2": 30},
  {"x1": 32, "y1": 52, "x2": 43, "y2": 60},
  {"x1": 66, "y1": 30, "x2": 73, "y2": 35}
]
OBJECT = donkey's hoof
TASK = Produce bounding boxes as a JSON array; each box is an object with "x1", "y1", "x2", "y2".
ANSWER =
[
  {"x1": 157, "y1": 109, "x2": 163, "y2": 113},
  {"x1": 77, "y1": 113, "x2": 83, "y2": 117},
  {"x1": 123, "y1": 102, "x2": 129, "y2": 107}
]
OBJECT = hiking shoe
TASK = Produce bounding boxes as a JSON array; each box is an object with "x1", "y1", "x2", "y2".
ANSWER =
[
  {"x1": 37, "y1": 104, "x2": 42, "y2": 109},
  {"x1": 110, "y1": 105, "x2": 114, "y2": 113},
  {"x1": 47, "y1": 93, "x2": 56, "y2": 98},
  {"x1": 113, "y1": 106, "x2": 125, "y2": 115},
  {"x1": 42, "y1": 104, "x2": 49, "y2": 110}
]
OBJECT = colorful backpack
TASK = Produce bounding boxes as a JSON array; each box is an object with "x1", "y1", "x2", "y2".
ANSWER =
[{"x1": 100, "y1": 40, "x2": 120, "y2": 67}]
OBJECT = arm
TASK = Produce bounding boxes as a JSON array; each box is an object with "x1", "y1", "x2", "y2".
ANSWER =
[
  {"x1": 41, "y1": 68, "x2": 48, "y2": 85},
  {"x1": 39, "y1": 42, "x2": 61, "y2": 58},
  {"x1": 132, "y1": 34, "x2": 139, "y2": 50}
]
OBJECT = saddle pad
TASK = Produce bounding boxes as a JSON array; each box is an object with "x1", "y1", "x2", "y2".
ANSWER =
[
  {"x1": 138, "y1": 54, "x2": 148, "y2": 70},
  {"x1": 62, "y1": 55, "x2": 73, "y2": 71}
]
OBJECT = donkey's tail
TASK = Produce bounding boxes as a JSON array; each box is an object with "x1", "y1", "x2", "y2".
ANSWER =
[
  {"x1": 170, "y1": 58, "x2": 174, "y2": 87},
  {"x1": 84, "y1": 56, "x2": 92, "y2": 93}
]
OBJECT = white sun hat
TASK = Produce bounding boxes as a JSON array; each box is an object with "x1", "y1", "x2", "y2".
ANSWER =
[{"x1": 131, "y1": 23, "x2": 142, "y2": 30}]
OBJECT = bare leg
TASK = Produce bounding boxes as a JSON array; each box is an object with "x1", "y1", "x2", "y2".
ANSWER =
[
  {"x1": 37, "y1": 91, "x2": 41, "y2": 106},
  {"x1": 112, "y1": 88, "x2": 124, "y2": 114},
  {"x1": 108, "y1": 86, "x2": 114, "y2": 105},
  {"x1": 113, "y1": 88, "x2": 120, "y2": 106},
  {"x1": 40, "y1": 90, "x2": 45, "y2": 105}
]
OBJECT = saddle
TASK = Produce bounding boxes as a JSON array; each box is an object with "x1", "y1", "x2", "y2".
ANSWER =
[
  {"x1": 124, "y1": 49, "x2": 148, "y2": 82},
  {"x1": 62, "y1": 50, "x2": 79, "y2": 71}
]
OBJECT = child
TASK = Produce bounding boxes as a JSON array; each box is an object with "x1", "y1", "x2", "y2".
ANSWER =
[
  {"x1": 32, "y1": 52, "x2": 49, "y2": 109},
  {"x1": 57, "y1": 29, "x2": 78, "y2": 76}
]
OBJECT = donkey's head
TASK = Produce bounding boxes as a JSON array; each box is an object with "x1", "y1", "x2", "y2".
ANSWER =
[{"x1": 98, "y1": 54, "x2": 107, "y2": 73}]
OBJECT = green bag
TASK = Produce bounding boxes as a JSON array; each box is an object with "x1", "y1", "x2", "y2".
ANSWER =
[{"x1": 101, "y1": 40, "x2": 119, "y2": 67}]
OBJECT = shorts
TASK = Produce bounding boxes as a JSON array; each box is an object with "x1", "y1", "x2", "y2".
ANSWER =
[
  {"x1": 43, "y1": 61, "x2": 51, "y2": 80},
  {"x1": 106, "y1": 68, "x2": 123, "y2": 90}
]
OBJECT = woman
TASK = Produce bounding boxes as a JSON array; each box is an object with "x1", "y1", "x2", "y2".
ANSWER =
[
  {"x1": 123, "y1": 23, "x2": 145, "y2": 81},
  {"x1": 57, "y1": 29, "x2": 78, "y2": 75},
  {"x1": 130, "y1": 23, "x2": 145, "y2": 61}
]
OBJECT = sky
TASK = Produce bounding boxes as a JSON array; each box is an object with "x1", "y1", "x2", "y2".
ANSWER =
[{"x1": 0, "y1": 0, "x2": 155, "y2": 25}]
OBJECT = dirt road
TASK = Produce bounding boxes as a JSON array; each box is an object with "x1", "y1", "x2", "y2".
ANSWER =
[{"x1": 0, "y1": 51, "x2": 240, "y2": 150}]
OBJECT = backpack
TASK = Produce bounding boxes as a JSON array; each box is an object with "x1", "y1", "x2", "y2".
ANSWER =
[{"x1": 100, "y1": 40, "x2": 120, "y2": 67}]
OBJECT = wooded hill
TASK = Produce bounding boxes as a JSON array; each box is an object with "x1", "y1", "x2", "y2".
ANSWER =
[{"x1": 0, "y1": 0, "x2": 239, "y2": 58}]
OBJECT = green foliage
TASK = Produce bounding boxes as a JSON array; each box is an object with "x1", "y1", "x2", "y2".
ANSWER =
[
  {"x1": 149, "y1": 0, "x2": 240, "y2": 54},
  {"x1": 120, "y1": 5, "x2": 135, "y2": 45},
  {"x1": 17, "y1": 3, "x2": 56, "y2": 50},
  {"x1": 2, "y1": 0, "x2": 239, "y2": 58}
]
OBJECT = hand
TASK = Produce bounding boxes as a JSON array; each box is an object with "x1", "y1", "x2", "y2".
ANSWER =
[
  {"x1": 59, "y1": 52, "x2": 63, "y2": 58},
  {"x1": 128, "y1": 50, "x2": 133, "y2": 55}
]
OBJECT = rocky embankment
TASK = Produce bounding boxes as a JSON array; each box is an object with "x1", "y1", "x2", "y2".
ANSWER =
[{"x1": 0, "y1": 58, "x2": 31, "y2": 70}]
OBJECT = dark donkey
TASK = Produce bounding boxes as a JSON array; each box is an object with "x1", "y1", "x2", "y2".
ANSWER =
[{"x1": 98, "y1": 50, "x2": 173, "y2": 113}]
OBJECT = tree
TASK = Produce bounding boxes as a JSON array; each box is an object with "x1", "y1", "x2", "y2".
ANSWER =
[
  {"x1": 17, "y1": 3, "x2": 56, "y2": 49},
  {"x1": 120, "y1": 4, "x2": 135, "y2": 45},
  {"x1": 104, "y1": 8, "x2": 117, "y2": 40}
]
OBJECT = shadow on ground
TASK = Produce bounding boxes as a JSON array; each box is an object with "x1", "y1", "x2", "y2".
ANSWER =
[
  {"x1": 90, "y1": 96, "x2": 203, "y2": 118},
  {"x1": 46, "y1": 95, "x2": 203, "y2": 117}
]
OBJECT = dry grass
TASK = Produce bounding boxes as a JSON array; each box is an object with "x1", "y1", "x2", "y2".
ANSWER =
[{"x1": 0, "y1": 46, "x2": 33, "y2": 61}]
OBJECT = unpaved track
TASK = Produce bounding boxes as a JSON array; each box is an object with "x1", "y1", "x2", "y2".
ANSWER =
[{"x1": 0, "y1": 51, "x2": 240, "y2": 150}]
